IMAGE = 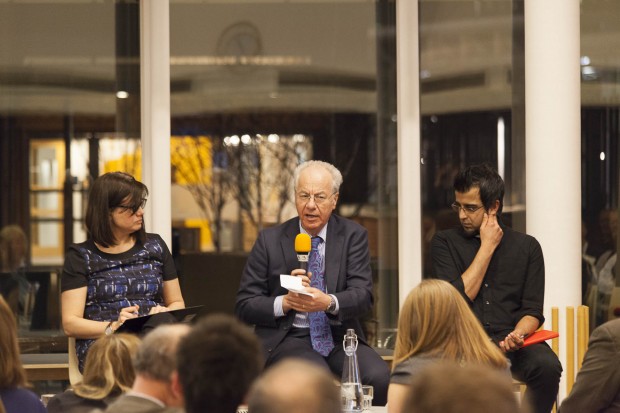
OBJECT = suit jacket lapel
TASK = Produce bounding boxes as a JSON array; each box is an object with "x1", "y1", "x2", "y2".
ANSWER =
[
  {"x1": 281, "y1": 218, "x2": 300, "y2": 272},
  {"x1": 325, "y1": 216, "x2": 343, "y2": 293}
]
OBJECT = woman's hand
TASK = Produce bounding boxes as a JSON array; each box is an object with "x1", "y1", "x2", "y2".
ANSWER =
[
  {"x1": 111, "y1": 305, "x2": 140, "y2": 331},
  {"x1": 148, "y1": 305, "x2": 169, "y2": 315}
]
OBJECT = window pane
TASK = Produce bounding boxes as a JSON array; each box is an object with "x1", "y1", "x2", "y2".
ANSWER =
[
  {"x1": 419, "y1": 1, "x2": 525, "y2": 275},
  {"x1": 1, "y1": 2, "x2": 140, "y2": 352},
  {"x1": 580, "y1": 1, "x2": 620, "y2": 329},
  {"x1": 170, "y1": 0, "x2": 398, "y2": 345}
]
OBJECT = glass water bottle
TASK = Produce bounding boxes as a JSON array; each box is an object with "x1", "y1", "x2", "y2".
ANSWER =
[{"x1": 341, "y1": 329, "x2": 364, "y2": 412}]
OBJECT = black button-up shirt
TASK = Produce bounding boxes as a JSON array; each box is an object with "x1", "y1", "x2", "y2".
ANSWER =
[{"x1": 430, "y1": 223, "x2": 545, "y2": 343}]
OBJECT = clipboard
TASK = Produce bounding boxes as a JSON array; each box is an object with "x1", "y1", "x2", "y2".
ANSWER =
[
  {"x1": 522, "y1": 329, "x2": 559, "y2": 347},
  {"x1": 115, "y1": 305, "x2": 204, "y2": 334}
]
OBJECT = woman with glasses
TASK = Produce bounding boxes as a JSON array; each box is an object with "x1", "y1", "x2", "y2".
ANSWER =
[{"x1": 61, "y1": 172, "x2": 185, "y2": 371}]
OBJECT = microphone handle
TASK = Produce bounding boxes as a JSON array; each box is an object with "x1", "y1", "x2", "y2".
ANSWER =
[{"x1": 297, "y1": 253, "x2": 309, "y2": 271}]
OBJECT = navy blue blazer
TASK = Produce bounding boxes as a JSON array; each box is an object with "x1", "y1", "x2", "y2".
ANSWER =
[{"x1": 235, "y1": 214, "x2": 374, "y2": 357}]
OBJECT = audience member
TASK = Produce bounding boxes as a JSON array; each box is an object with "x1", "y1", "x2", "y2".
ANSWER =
[
  {"x1": 247, "y1": 358, "x2": 340, "y2": 413},
  {"x1": 387, "y1": 279, "x2": 510, "y2": 413},
  {"x1": 559, "y1": 318, "x2": 620, "y2": 413},
  {"x1": 430, "y1": 163, "x2": 561, "y2": 413},
  {"x1": 46, "y1": 333, "x2": 141, "y2": 413},
  {"x1": 403, "y1": 362, "x2": 527, "y2": 413},
  {"x1": 590, "y1": 209, "x2": 618, "y2": 325},
  {"x1": 100, "y1": 324, "x2": 189, "y2": 413},
  {"x1": 61, "y1": 171, "x2": 185, "y2": 371},
  {"x1": 0, "y1": 225, "x2": 29, "y2": 316},
  {"x1": 0, "y1": 296, "x2": 46, "y2": 413},
  {"x1": 174, "y1": 314, "x2": 263, "y2": 413},
  {"x1": 236, "y1": 160, "x2": 389, "y2": 405}
]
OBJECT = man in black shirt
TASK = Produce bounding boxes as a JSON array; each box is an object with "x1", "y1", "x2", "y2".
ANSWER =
[{"x1": 430, "y1": 164, "x2": 562, "y2": 413}]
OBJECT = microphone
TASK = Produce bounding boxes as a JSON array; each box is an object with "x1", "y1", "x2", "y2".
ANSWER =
[{"x1": 295, "y1": 233, "x2": 312, "y2": 271}]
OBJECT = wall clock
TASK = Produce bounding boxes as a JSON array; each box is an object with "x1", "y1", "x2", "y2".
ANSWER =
[{"x1": 216, "y1": 21, "x2": 263, "y2": 58}]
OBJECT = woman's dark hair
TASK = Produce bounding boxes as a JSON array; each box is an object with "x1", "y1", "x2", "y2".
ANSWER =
[
  {"x1": 453, "y1": 164, "x2": 505, "y2": 214},
  {"x1": 85, "y1": 172, "x2": 148, "y2": 247}
]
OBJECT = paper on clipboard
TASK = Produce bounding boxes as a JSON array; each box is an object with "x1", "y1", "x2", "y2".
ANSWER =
[{"x1": 280, "y1": 274, "x2": 315, "y2": 297}]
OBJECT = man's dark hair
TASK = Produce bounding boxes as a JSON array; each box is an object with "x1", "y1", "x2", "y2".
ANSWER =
[
  {"x1": 176, "y1": 314, "x2": 263, "y2": 413},
  {"x1": 453, "y1": 164, "x2": 505, "y2": 214},
  {"x1": 85, "y1": 171, "x2": 148, "y2": 247}
]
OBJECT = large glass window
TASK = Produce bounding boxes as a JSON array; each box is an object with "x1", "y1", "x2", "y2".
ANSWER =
[
  {"x1": 0, "y1": 1, "x2": 140, "y2": 359},
  {"x1": 169, "y1": 0, "x2": 398, "y2": 346},
  {"x1": 580, "y1": 0, "x2": 620, "y2": 329},
  {"x1": 419, "y1": 0, "x2": 525, "y2": 274}
]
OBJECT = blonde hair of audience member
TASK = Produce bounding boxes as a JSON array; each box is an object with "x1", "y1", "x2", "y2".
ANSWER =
[
  {"x1": 0, "y1": 225, "x2": 27, "y2": 272},
  {"x1": 0, "y1": 295, "x2": 27, "y2": 388},
  {"x1": 393, "y1": 279, "x2": 507, "y2": 369},
  {"x1": 247, "y1": 359, "x2": 341, "y2": 413},
  {"x1": 72, "y1": 333, "x2": 141, "y2": 400},
  {"x1": 403, "y1": 362, "x2": 528, "y2": 413},
  {"x1": 388, "y1": 280, "x2": 508, "y2": 413}
]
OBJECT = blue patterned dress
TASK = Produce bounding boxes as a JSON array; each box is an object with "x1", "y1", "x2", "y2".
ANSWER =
[{"x1": 61, "y1": 233, "x2": 177, "y2": 371}]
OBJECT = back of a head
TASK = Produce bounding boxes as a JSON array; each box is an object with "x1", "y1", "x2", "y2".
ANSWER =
[
  {"x1": 247, "y1": 359, "x2": 340, "y2": 413},
  {"x1": 176, "y1": 314, "x2": 263, "y2": 413},
  {"x1": 404, "y1": 362, "x2": 526, "y2": 413},
  {"x1": 0, "y1": 225, "x2": 27, "y2": 271},
  {"x1": 393, "y1": 280, "x2": 506, "y2": 369},
  {"x1": 133, "y1": 324, "x2": 190, "y2": 382},
  {"x1": 74, "y1": 333, "x2": 142, "y2": 400},
  {"x1": 0, "y1": 295, "x2": 26, "y2": 388}
]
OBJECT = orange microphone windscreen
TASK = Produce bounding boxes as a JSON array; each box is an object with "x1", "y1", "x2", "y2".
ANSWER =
[{"x1": 295, "y1": 233, "x2": 312, "y2": 253}]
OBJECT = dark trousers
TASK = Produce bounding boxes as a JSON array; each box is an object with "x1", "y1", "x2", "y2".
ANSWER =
[
  {"x1": 266, "y1": 328, "x2": 390, "y2": 406},
  {"x1": 508, "y1": 342, "x2": 563, "y2": 413}
]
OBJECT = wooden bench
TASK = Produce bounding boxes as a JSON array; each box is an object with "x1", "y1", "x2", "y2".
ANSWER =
[{"x1": 21, "y1": 353, "x2": 69, "y2": 382}]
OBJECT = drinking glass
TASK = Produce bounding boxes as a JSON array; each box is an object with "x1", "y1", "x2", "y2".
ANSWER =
[{"x1": 362, "y1": 385, "x2": 374, "y2": 411}]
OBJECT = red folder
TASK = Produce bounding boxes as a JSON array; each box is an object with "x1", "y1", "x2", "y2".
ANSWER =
[{"x1": 522, "y1": 329, "x2": 559, "y2": 347}]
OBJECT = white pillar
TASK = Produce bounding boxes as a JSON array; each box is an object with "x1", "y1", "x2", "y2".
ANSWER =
[
  {"x1": 397, "y1": 0, "x2": 423, "y2": 306},
  {"x1": 525, "y1": 0, "x2": 581, "y2": 401},
  {"x1": 140, "y1": 1, "x2": 172, "y2": 247}
]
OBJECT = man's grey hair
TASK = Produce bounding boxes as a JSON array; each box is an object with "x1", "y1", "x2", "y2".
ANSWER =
[
  {"x1": 293, "y1": 161, "x2": 343, "y2": 194},
  {"x1": 132, "y1": 323, "x2": 190, "y2": 382}
]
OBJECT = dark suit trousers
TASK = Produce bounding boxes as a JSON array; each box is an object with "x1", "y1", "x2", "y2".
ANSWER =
[
  {"x1": 508, "y1": 342, "x2": 563, "y2": 413},
  {"x1": 266, "y1": 328, "x2": 390, "y2": 406}
]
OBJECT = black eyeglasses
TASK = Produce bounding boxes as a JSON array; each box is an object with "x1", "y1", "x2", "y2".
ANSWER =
[
  {"x1": 116, "y1": 198, "x2": 147, "y2": 214},
  {"x1": 451, "y1": 202, "x2": 484, "y2": 215}
]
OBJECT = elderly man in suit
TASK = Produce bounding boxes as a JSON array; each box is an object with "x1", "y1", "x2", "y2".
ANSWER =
[{"x1": 236, "y1": 160, "x2": 389, "y2": 405}]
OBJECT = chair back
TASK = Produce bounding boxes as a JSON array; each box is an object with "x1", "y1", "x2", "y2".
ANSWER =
[
  {"x1": 550, "y1": 305, "x2": 590, "y2": 394},
  {"x1": 68, "y1": 336, "x2": 83, "y2": 386}
]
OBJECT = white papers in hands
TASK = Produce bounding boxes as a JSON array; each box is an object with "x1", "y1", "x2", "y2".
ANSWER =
[{"x1": 280, "y1": 274, "x2": 315, "y2": 297}]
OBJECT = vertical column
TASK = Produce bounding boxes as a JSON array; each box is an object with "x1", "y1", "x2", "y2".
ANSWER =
[
  {"x1": 396, "y1": 0, "x2": 422, "y2": 306},
  {"x1": 525, "y1": 0, "x2": 581, "y2": 400},
  {"x1": 140, "y1": 1, "x2": 172, "y2": 247}
]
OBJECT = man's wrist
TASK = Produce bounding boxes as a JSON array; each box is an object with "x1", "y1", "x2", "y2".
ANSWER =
[{"x1": 325, "y1": 295, "x2": 336, "y2": 313}]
